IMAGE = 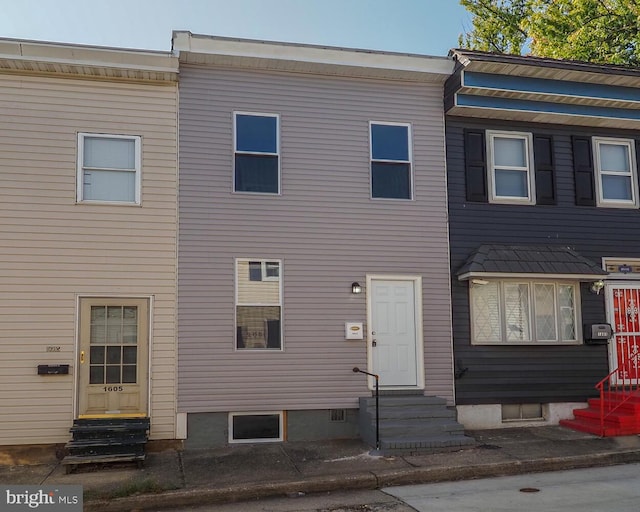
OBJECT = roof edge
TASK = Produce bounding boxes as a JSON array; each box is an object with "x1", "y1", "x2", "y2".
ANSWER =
[{"x1": 172, "y1": 31, "x2": 454, "y2": 80}]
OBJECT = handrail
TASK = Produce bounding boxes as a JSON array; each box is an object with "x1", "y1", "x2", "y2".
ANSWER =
[
  {"x1": 595, "y1": 348, "x2": 640, "y2": 436},
  {"x1": 353, "y1": 367, "x2": 380, "y2": 450}
]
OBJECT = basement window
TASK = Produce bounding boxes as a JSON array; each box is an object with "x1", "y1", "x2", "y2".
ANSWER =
[
  {"x1": 502, "y1": 403, "x2": 543, "y2": 422},
  {"x1": 229, "y1": 412, "x2": 283, "y2": 443}
]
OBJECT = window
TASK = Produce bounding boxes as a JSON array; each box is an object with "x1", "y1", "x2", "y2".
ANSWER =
[
  {"x1": 248, "y1": 261, "x2": 280, "y2": 282},
  {"x1": 370, "y1": 122, "x2": 412, "y2": 199},
  {"x1": 593, "y1": 137, "x2": 638, "y2": 208},
  {"x1": 236, "y1": 259, "x2": 282, "y2": 349},
  {"x1": 487, "y1": 131, "x2": 535, "y2": 204},
  {"x1": 229, "y1": 412, "x2": 283, "y2": 443},
  {"x1": 470, "y1": 279, "x2": 579, "y2": 345},
  {"x1": 77, "y1": 133, "x2": 141, "y2": 204},
  {"x1": 234, "y1": 112, "x2": 279, "y2": 194}
]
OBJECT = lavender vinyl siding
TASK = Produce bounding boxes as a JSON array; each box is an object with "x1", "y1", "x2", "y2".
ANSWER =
[{"x1": 178, "y1": 65, "x2": 454, "y2": 413}]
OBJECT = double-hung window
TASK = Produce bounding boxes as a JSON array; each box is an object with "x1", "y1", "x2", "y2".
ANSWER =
[
  {"x1": 593, "y1": 137, "x2": 638, "y2": 208},
  {"x1": 234, "y1": 112, "x2": 280, "y2": 194},
  {"x1": 370, "y1": 122, "x2": 412, "y2": 199},
  {"x1": 470, "y1": 279, "x2": 579, "y2": 345},
  {"x1": 487, "y1": 131, "x2": 535, "y2": 204},
  {"x1": 236, "y1": 259, "x2": 282, "y2": 350},
  {"x1": 77, "y1": 133, "x2": 141, "y2": 204}
]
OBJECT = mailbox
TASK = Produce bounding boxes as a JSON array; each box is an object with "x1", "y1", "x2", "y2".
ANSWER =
[
  {"x1": 37, "y1": 364, "x2": 70, "y2": 375},
  {"x1": 584, "y1": 323, "x2": 613, "y2": 345}
]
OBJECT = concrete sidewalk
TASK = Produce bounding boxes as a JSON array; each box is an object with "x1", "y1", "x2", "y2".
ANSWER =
[{"x1": 2, "y1": 426, "x2": 640, "y2": 511}]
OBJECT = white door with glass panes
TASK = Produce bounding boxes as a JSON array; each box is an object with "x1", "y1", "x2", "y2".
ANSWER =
[
  {"x1": 77, "y1": 298, "x2": 149, "y2": 418},
  {"x1": 369, "y1": 278, "x2": 419, "y2": 387}
]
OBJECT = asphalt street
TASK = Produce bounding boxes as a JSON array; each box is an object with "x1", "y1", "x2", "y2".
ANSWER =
[{"x1": 385, "y1": 462, "x2": 640, "y2": 512}]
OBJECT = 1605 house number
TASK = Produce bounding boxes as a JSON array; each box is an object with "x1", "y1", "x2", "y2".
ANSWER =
[{"x1": 104, "y1": 386, "x2": 123, "y2": 392}]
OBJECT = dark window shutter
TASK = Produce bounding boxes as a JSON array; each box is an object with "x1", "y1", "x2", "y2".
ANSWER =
[
  {"x1": 464, "y1": 129, "x2": 487, "y2": 202},
  {"x1": 533, "y1": 135, "x2": 556, "y2": 205},
  {"x1": 572, "y1": 136, "x2": 595, "y2": 206}
]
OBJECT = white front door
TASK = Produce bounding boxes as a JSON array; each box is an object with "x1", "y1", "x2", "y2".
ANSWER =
[
  {"x1": 368, "y1": 277, "x2": 421, "y2": 388},
  {"x1": 606, "y1": 284, "x2": 640, "y2": 385}
]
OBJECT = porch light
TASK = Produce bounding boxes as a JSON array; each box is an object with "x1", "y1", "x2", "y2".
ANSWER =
[
  {"x1": 351, "y1": 282, "x2": 362, "y2": 294},
  {"x1": 590, "y1": 280, "x2": 605, "y2": 295}
]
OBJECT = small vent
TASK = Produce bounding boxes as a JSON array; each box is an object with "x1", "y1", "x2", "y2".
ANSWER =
[
  {"x1": 329, "y1": 409, "x2": 346, "y2": 422},
  {"x1": 502, "y1": 403, "x2": 543, "y2": 422}
]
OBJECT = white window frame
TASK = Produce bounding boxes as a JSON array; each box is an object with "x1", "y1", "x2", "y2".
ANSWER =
[
  {"x1": 593, "y1": 137, "x2": 639, "y2": 208},
  {"x1": 228, "y1": 411, "x2": 284, "y2": 443},
  {"x1": 77, "y1": 133, "x2": 142, "y2": 205},
  {"x1": 470, "y1": 279, "x2": 581, "y2": 345},
  {"x1": 369, "y1": 121, "x2": 413, "y2": 200},
  {"x1": 486, "y1": 130, "x2": 535, "y2": 205},
  {"x1": 233, "y1": 111, "x2": 281, "y2": 195},
  {"x1": 235, "y1": 258, "x2": 283, "y2": 351}
]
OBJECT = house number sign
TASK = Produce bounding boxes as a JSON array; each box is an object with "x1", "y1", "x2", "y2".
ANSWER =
[{"x1": 46, "y1": 346, "x2": 61, "y2": 352}]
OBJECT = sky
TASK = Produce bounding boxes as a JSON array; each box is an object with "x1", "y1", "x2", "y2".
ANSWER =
[{"x1": 0, "y1": 0, "x2": 471, "y2": 57}]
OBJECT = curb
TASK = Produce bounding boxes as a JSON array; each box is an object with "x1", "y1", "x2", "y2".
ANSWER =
[{"x1": 85, "y1": 449, "x2": 640, "y2": 512}]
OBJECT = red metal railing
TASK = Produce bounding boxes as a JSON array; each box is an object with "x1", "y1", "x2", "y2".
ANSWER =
[{"x1": 595, "y1": 349, "x2": 640, "y2": 436}]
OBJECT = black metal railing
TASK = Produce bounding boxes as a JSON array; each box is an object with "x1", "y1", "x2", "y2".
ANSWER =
[{"x1": 353, "y1": 367, "x2": 379, "y2": 450}]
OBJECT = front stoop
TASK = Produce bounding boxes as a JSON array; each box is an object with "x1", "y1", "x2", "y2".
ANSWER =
[
  {"x1": 62, "y1": 418, "x2": 150, "y2": 473},
  {"x1": 358, "y1": 393, "x2": 475, "y2": 455},
  {"x1": 560, "y1": 392, "x2": 640, "y2": 437}
]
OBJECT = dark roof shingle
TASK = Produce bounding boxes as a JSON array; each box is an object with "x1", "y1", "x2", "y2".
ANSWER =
[{"x1": 457, "y1": 244, "x2": 607, "y2": 278}]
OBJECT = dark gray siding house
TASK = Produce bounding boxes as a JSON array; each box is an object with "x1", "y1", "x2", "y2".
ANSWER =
[
  {"x1": 172, "y1": 32, "x2": 468, "y2": 451},
  {"x1": 445, "y1": 49, "x2": 640, "y2": 430}
]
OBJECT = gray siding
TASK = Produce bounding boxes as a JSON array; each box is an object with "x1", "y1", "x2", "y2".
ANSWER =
[
  {"x1": 178, "y1": 65, "x2": 454, "y2": 413},
  {"x1": 446, "y1": 116, "x2": 638, "y2": 405}
]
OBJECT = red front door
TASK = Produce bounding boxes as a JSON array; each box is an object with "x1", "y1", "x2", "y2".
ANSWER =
[{"x1": 608, "y1": 285, "x2": 640, "y2": 384}]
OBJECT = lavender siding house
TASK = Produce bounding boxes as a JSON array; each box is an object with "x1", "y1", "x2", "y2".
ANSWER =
[{"x1": 172, "y1": 32, "x2": 470, "y2": 451}]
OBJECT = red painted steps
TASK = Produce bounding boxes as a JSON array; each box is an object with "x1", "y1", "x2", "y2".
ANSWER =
[{"x1": 560, "y1": 391, "x2": 640, "y2": 437}]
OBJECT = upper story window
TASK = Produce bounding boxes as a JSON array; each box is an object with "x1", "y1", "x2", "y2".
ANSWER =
[
  {"x1": 593, "y1": 137, "x2": 638, "y2": 208},
  {"x1": 236, "y1": 259, "x2": 282, "y2": 350},
  {"x1": 487, "y1": 131, "x2": 535, "y2": 204},
  {"x1": 470, "y1": 279, "x2": 579, "y2": 345},
  {"x1": 234, "y1": 112, "x2": 280, "y2": 194},
  {"x1": 77, "y1": 133, "x2": 141, "y2": 204},
  {"x1": 370, "y1": 122, "x2": 412, "y2": 200}
]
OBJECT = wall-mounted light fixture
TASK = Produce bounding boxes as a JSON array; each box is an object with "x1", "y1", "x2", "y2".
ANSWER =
[
  {"x1": 351, "y1": 282, "x2": 362, "y2": 294},
  {"x1": 590, "y1": 280, "x2": 605, "y2": 295}
]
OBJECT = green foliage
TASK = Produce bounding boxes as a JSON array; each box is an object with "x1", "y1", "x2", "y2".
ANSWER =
[{"x1": 460, "y1": 0, "x2": 640, "y2": 65}]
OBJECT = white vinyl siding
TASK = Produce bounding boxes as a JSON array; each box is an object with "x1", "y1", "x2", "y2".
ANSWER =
[
  {"x1": 593, "y1": 137, "x2": 639, "y2": 208},
  {"x1": 487, "y1": 130, "x2": 535, "y2": 205},
  {"x1": 470, "y1": 279, "x2": 579, "y2": 345},
  {"x1": 178, "y1": 65, "x2": 454, "y2": 412},
  {"x1": 0, "y1": 73, "x2": 177, "y2": 445}
]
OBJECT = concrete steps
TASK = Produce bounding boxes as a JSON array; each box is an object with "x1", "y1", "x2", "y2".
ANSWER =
[{"x1": 358, "y1": 393, "x2": 474, "y2": 455}]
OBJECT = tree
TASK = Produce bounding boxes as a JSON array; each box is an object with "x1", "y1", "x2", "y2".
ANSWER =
[{"x1": 459, "y1": 0, "x2": 640, "y2": 66}]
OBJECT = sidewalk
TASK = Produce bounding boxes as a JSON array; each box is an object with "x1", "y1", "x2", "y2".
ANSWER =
[{"x1": 2, "y1": 426, "x2": 640, "y2": 511}]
